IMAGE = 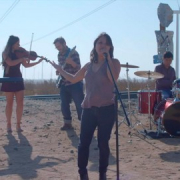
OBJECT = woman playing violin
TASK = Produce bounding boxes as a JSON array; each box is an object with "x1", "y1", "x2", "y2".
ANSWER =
[{"x1": 1, "y1": 35, "x2": 43, "y2": 132}]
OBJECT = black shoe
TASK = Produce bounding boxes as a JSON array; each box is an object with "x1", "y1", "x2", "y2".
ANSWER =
[
  {"x1": 99, "y1": 173, "x2": 106, "y2": 180},
  {"x1": 60, "y1": 124, "x2": 74, "y2": 131},
  {"x1": 80, "y1": 174, "x2": 89, "y2": 180}
]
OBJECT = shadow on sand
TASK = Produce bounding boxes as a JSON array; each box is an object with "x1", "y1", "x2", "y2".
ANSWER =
[{"x1": 0, "y1": 132, "x2": 64, "y2": 179}]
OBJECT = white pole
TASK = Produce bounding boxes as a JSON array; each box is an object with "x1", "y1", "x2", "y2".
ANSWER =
[{"x1": 173, "y1": 10, "x2": 180, "y2": 78}]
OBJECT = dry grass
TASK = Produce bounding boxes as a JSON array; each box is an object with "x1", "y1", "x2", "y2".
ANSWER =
[{"x1": 0, "y1": 78, "x2": 156, "y2": 96}]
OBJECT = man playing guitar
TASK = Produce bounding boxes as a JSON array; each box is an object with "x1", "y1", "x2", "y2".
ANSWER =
[{"x1": 53, "y1": 37, "x2": 84, "y2": 130}]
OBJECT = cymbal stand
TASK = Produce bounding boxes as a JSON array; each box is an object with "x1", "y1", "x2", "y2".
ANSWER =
[
  {"x1": 118, "y1": 63, "x2": 143, "y2": 130},
  {"x1": 116, "y1": 67, "x2": 148, "y2": 140},
  {"x1": 117, "y1": 64, "x2": 132, "y2": 127},
  {"x1": 126, "y1": 63, "x2": 131, "y2": 111},
  {"x1": 147, "y1": 71, "x2": 153, "y2": 130}
]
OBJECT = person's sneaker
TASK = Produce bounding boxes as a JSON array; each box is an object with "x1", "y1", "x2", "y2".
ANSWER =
[
  {"x1": 7, "y1": 127, "x2": 12, "y2": 133},
  {"x1": 80, "y1": 174, "x2": 89, "y2": 180},
  {"x1": 60, "y1": 124, "x2": 74, "y2": 131}
]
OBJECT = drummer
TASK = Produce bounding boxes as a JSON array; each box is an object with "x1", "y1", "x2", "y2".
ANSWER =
[{"x1": 154, "y1": 51, "x2": 176, "y2": 99}]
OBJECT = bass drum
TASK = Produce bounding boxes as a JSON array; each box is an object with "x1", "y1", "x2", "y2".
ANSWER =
[
  {"x1": 163, "y1": 101, "x2": 180, "y2": 137},
  {"x1": 153, "y1": 98, "x2": 173, "y2": 122},
  {"x1": 154, "y1": 99, "x2": 180, "y2": 137}
]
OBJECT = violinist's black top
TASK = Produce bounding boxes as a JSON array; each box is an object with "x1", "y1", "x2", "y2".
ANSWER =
[{"x1": 1, "y1": 52, "x2": 24, "y2": 92}]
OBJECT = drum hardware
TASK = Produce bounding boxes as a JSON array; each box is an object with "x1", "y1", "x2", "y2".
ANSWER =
[
  {"x1": 174, "y1": 88, "x2": 180, "y2": 102},
  {"x1": 134, "y1": 70, "x2": 164, "y2": 130},
  {"x1": 172, "y1": 87, "x2": 180, "y2": 101},
  {"x1": 147, "y1": 81, "x2": 153, "y2": 130},
  {"x1": 117, "y1": 63, "x2": 146, "y2": 132}
]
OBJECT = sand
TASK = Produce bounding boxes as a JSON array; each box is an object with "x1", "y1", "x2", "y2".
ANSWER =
[{"x1": 0, "y1": 98, "x2": 180, "y2": 180}]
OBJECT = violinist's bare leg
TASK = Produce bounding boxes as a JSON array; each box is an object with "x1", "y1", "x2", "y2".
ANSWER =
[
  {"x1": 5, "y1": 92, "x2": 14, "y2": 132},
  {"x1": 15, "y1": 90, "x2": 24, "y2": 132}
]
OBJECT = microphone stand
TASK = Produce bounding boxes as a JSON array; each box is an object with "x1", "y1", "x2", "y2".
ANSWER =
[{"x1": 104, "y1": 54, "x2": 130, "y2": 180}]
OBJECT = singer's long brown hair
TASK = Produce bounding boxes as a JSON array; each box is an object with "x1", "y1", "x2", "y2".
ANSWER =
[{"x1": 90, "y1": 32, "x2": 114, "y2": 63}]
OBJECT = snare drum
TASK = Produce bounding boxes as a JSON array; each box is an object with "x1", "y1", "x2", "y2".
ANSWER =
[
  {"x1": 154, "y1": 99, "x2": 180, "y2": 137},
  {"x1": 138, "y1": 90, "x2": 162, "y2": 114}
]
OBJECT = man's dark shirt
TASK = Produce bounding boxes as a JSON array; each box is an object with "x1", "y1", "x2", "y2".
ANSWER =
[{"x1": 154, "y1": 63, "x2": 176, "y2": 90}]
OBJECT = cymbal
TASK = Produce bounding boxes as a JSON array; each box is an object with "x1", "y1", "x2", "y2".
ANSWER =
[
  {"x1": 134, "y1": 71, "x2": 164, "y2": 79},
  {"x1": 121, "y1": 63, "x2": 139, "y2": 68}
]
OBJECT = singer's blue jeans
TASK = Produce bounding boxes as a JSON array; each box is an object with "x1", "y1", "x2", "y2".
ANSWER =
[
  {"x1": 78, "y1": 104, "x2": 115, "y2": 176},
  {"x1": 60, "y1": 82, "x2": 84, "y2": 122}
]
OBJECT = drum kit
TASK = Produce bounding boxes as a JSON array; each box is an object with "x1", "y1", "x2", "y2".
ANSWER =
[
  {"x1": 153, "y1": 79, "x2": 180, "y2": 137},
  {"x1": 120, "y1": 63, "x2": 180, "y2": 137}
]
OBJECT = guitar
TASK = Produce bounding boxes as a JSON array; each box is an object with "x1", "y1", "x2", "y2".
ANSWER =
[{"x1": 56, "y1": 46, "x2": 76, "y2": 88}]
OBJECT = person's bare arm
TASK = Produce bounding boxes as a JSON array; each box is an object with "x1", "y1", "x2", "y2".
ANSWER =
[
  {"x1": 107, "y1": 58, "x2": 121, "y2": 82},
  {"x1": 22, "y1": 57, "x2": 43, "y2": 68},
  {"x1": 3, "y1": 52, "x2": 25, "y2": 66},
  {"x1": 50, "y1": 61, "x2": 90, "y2": 83}
]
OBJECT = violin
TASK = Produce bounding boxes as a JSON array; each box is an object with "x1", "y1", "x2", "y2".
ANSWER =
[{"x1": 14, "y1": 47, "x2": 50, "y2": 62}]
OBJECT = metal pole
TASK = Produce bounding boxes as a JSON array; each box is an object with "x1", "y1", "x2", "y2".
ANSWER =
[{"x1": 173, "y1": 10, "x2": 180, "y2": 77}]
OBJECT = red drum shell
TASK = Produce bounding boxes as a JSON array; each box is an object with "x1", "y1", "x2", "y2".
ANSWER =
[
  {"x1": 163, "y1": 101, "x2": 180, "y2": 137},
  {"x1": 138, "y1": 90, "x2": 162, "y2": 114},
  {"x1": 154, "y1": 99, "x2": 180, "y2": 137},
  {"x1": 154, "y1": 98, "x2": 173, "y2": 121}
]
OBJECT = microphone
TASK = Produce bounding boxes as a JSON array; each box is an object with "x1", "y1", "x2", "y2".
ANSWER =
[{"x1": 103, "y1": 52, "x2": 108, "y2": 58}]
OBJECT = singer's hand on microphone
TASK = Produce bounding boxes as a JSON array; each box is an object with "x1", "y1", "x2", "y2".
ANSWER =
[
  {"x1": 102, "y1": 51, "x2": 111, "y2": 61},
  {"x1": 103, "y1": 52, "x2": 108, "y2": 58},
  {"x1": 101, "y1": 48, "x2": 109, "y2": 57}
]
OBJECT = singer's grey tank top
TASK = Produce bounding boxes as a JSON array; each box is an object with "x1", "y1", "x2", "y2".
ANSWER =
[{"x1": 82, "y1": 62, "x2": 115, "y2": 108}]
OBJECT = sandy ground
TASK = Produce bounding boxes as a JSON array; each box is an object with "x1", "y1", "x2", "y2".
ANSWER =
[{"x1": 0, "y1": 98, "x2": 180, "y2": 180}]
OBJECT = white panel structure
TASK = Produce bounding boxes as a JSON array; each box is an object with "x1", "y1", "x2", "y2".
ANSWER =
[
  {"x1": 154, "y1": 3, "x2": 174, "y2": 64},
  {"x1": 158, "y1": 3, "x2": 173, "y2": 28},
  {"x1": 155, "y1": 30, "x2": 174, "y2": 62}
]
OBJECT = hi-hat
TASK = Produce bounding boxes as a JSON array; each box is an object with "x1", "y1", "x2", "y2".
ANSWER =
[
  {"x1": 134, "y1": 70, "x2": 164, "y2": 79},
  {"x1": 121, "y1": 63, "x2": 139, "y2": 68}
]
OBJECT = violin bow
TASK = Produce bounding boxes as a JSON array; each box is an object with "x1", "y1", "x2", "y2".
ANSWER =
[{"x1": 29, "y1": 33, "x2": 34, "y2": 52}]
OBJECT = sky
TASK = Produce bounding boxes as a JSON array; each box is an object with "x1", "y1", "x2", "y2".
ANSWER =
[{"x1": 0, "y1": 0, "x2": 180, "y2": 81}]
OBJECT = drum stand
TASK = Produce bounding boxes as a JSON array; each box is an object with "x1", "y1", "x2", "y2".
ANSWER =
[
  {"x1": 146, "y1": 73, "x2": 153, "y2": 130},
  {"x1": 118, "y1": 65, "x2": 147, "y2": 132}
]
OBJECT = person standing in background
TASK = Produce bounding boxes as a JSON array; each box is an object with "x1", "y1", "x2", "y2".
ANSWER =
[
  {"x1": 53, "y1": 37, "x2": 84, "y2": 130},
  {"x1": 1, "y1": 35, "x2": 43, "y2": 132}
]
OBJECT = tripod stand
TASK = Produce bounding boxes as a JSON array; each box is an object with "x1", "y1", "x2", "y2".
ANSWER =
[{"x1": 117, "y1": 63, "x2": 146, "y2": 131}]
